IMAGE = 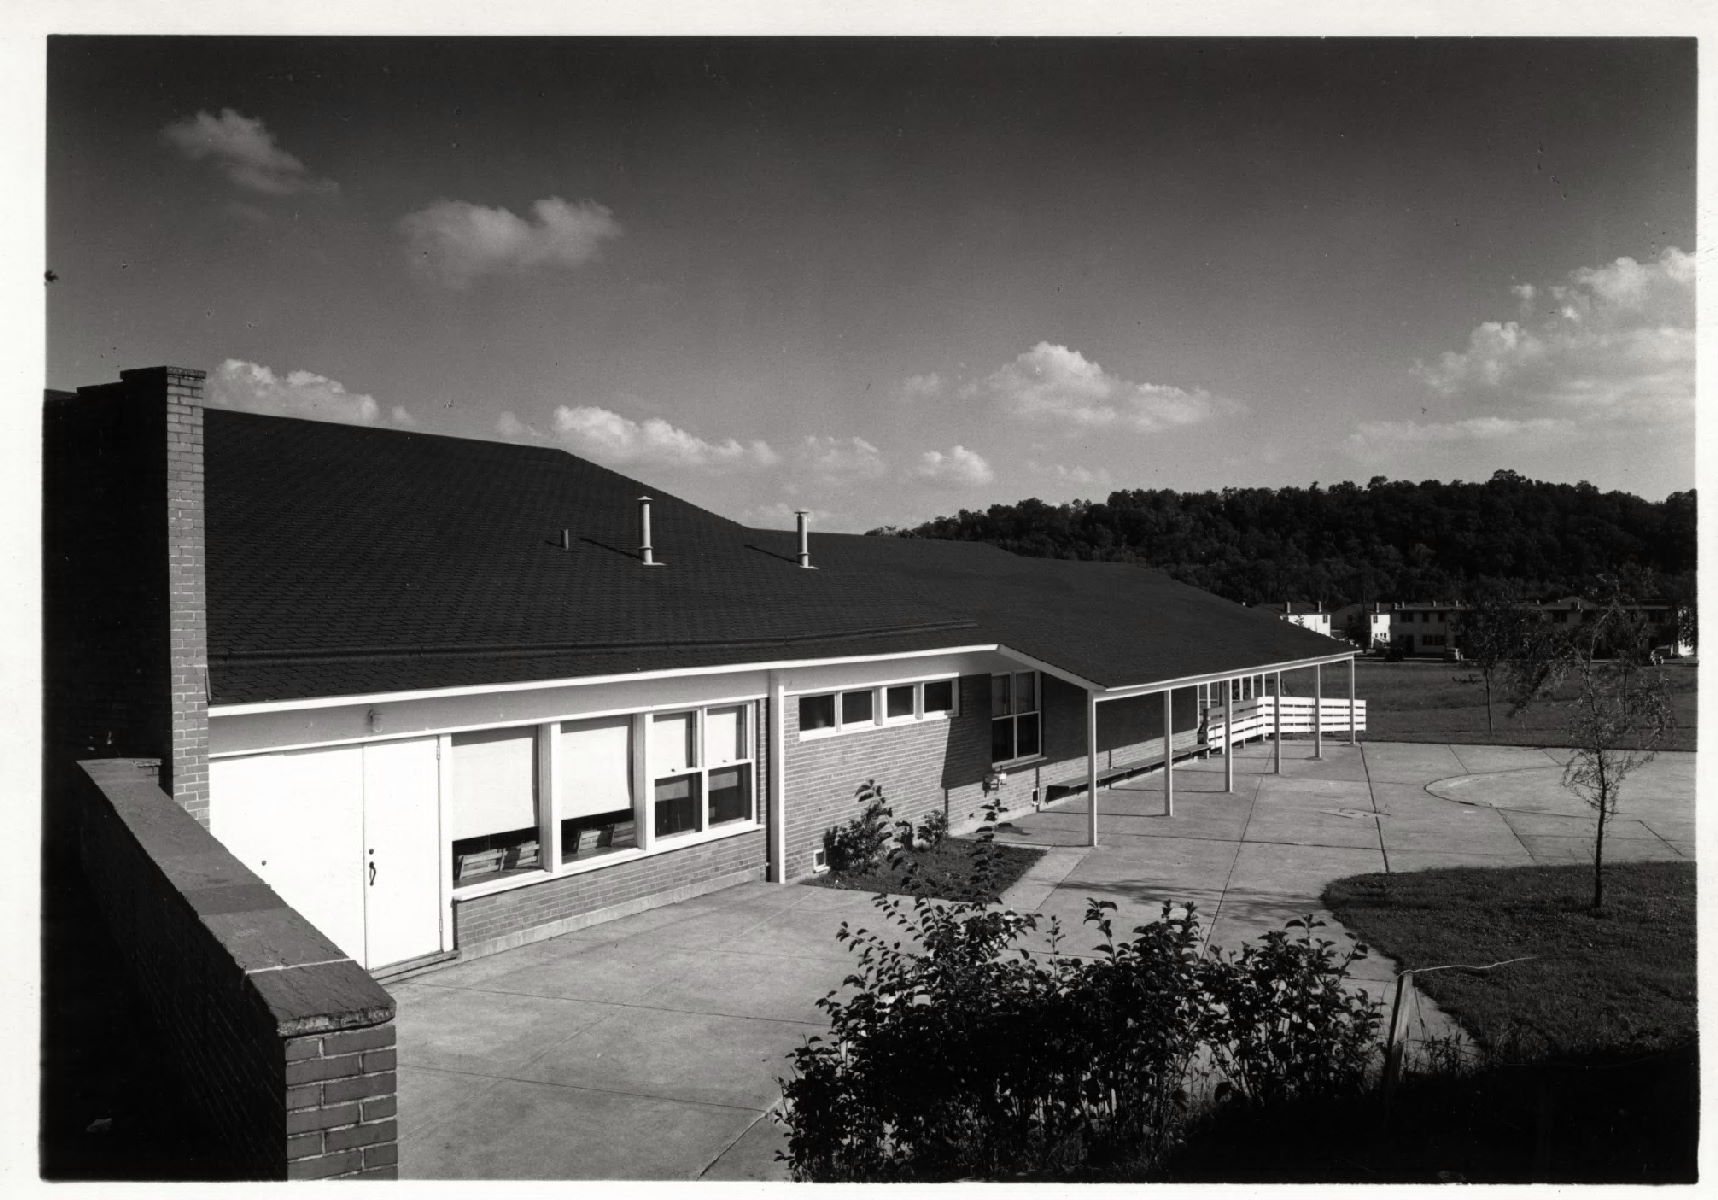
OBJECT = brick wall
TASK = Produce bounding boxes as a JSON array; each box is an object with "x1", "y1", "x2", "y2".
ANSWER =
[
  {"x1": 783, "y1": 673, "x2": 1204, "y2": 878},
  {"x1": 75, "y1": 757, "x2": 397, "y2": 1180},
  {"x1": 454, "y1": 828, "x2": 766, "y2": 955},
  {"x1": 43, "y1": 366, "x2": 210, "y2": 829}
]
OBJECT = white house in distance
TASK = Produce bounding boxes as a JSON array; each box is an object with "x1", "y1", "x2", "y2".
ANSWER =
[
  {"x1": 46, "y1": 366, "x2": 1362, "y2": 977},
  {"x1": 1273, "y1": 602, "x2": 1332, "y2": 638}
]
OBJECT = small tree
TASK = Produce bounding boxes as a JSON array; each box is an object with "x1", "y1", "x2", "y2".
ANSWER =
[
  {"x1": 1509, "y1": 582, "x2": 1675, "y2": 911},
  {"x1": 1560, "y1": 597, "x2": 1675, "y2": 910},
  {"x1": 1455, "y1": 582, "x2": 1538, "y2": 733}
]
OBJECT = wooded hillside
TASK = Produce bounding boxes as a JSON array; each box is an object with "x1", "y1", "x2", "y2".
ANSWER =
[{"x1": 874, "y1": 470, "x2": 1695, "y2": 610}]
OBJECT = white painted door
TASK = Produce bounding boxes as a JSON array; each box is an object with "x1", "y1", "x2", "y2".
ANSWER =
[
  {"x1": 210, "y1": 746, "x2": 367, "y2": 962},
  {"x1": 361, "y1": 738, "x2": 444, "y2": 968}
]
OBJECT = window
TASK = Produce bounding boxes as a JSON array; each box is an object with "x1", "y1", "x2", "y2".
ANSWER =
[
  {"x1": 992, "y1": 671, "x2": 1042, "y2": 765},
  {"x1": 451, "y1": 727, "x2": 540, "y2": 886},
  {"x1": 797, "y1": 678, "x2": 959, "y2": 739},
  {"x1": 799, "y1": 694, "x2": 836, "y2": 732},
  {"x1": 559, "y1": 715, "x2": 635, "y2": 863},
  {"x1": 652, "y1": 705, "x2": 755, "y2": 839},
  {"x1": 841, "y1": 689, "x2": 875, "y2": 726},
  {"x1": 886, "y1": 684, "x2": 916, "y2": 720}
]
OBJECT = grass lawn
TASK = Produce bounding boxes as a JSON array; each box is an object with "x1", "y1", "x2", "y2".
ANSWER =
[
  {"x1": 1161, "y1": 860, "x2": 1697, "y2": 1183},
  {"x1": 1280, "y1": 658, "x2": 1697, "y2": 751},
  {"x1": 1324, "y1": 860, "x2": 1696, "y2": 1055},
  {"x1": 806, "y1": 837, "x2": 1044, "y2": 903}
]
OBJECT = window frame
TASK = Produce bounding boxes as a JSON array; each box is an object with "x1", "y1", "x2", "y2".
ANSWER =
[
  {"x1": 795, "y1": 676, "x2": 961, "y2": 741},
  {"x1": 445, "y1": 697, "x2": 762, "y2": 901},
  {"x1": 990, "y1": 670, "x2": 1045, "y2": 768}
]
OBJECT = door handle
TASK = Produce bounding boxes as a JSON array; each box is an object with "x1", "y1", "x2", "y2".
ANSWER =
[{"x1": 369, "y1": 861, "x2": 377, "y2": 886}]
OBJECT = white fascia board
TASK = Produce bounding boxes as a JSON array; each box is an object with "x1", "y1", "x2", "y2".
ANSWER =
[
  {"x1": 987, "y1": 646, "x2": 1102, "y2": 692},
  {"x1": 1092, "y1": 649, "x2": 1359, "y2": 703},
  {"x1": 209, "y1": 643, "x2": 1001, "y2": 717}
]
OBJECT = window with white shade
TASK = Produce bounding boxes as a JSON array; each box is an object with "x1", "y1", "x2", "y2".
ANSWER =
[
  {"x1": 559, "y1": 715, "x2": 635, "y2": 864},
  {"x1": 451, "y1": 727, "x2": 541, "y2": 886},
  {"x1": 651, "y1": 710, "x2": 701, "y2": 837}
]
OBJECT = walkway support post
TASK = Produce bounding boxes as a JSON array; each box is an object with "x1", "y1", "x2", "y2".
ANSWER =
[
  {"x1": 1273, "y1": 670, "x2": 1282, "y2": 774},
  {"x1": 1348, "y1": 655, "x2": 1358, "y2": 746},
  {"x1": 1162, "y1": 687, "x2": 1174, "y2": 816},
  {"x1": 1086, "y1": 690, "x2": 1099, "y2": 847},
  {"x1": 768, "y1": 671, "x2": 787, "y2": 882},
  {"x1": 1314, "y1": 663, "x2": 1324, "y2": 759},
  {"x1": 1223, "y1": 677, "x2": 1234, "y2": 793}
]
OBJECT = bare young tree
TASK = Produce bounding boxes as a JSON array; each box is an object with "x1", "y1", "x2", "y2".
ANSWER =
[
  {"x1": 1519, "y1": 586, "x2": 1676, "y2": 911},
  {"x1": 1455, "y1": 581, "x2": 1538, "y2": 733}
]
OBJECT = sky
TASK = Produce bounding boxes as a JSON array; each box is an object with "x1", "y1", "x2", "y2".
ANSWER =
[{"x1": 46, "y1": 35, "x2": 1698, "y2": 531}]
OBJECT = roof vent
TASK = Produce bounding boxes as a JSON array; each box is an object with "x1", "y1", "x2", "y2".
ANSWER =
[
  {"x1": 795, "y1": 509, "x2": 815, "y2": 569},
  {"x1": 639, "y1": 496, "x2": 664, "y2": 567}
]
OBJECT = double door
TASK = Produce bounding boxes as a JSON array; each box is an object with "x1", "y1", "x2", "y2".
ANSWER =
[{"x1": 210, "y1": 738, "x2": 443, "y2": 970}]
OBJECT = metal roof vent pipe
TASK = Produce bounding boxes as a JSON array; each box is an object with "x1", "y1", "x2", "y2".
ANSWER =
[
  {"x1": 639, "y1": 496, "x2": 664, "y2": 567},
  {"x1": 795, "y1": 509, "x2": 815, "y2": 569}
]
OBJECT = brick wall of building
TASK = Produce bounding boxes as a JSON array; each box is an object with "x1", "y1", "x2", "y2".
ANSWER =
[
  {"x1": 454, "y1": 828, "x2": 767, "y2": 954},
  {"x1": 75, "y1": 757, "x2": 397, "y2": 1180},
  {"x1": 782, "y1": 672, "x2": 1205, "y2": 879},
  {"x1": 44, "y1": 366, "x2": 210, "y2": 829}
]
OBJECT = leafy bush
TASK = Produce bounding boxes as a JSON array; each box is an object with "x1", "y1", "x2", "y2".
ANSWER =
[
  {"x1": 915, "y1": 809, "x2": 949, "y2": 849},
  {"x1": 1197, "y1": 915, "x2": 1383, "y2": 1108},
  {"x1": 779, "y1": 851, "x2": 1384, "y2": 1181},
  {"x1": 822, "y1": 779, "x2": 894, "y2": 874}
]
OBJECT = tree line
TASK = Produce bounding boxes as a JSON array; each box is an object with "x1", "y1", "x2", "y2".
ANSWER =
[{"x1": 874, "y1": 469, "x2": 1695, "y2": 609}]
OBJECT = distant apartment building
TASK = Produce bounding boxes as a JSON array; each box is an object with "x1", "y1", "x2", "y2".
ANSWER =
[
  {"x1": 1273, "y1": 602, "x2": 1332, "y2": 638},
  {"x1": 1373, "y1": 598, "x2": 1692, "y2": 659}
]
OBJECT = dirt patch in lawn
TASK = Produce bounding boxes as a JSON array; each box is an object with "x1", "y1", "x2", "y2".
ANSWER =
[{"x1": 805, "y1": 837, "x2": 1044, "y2": 903}]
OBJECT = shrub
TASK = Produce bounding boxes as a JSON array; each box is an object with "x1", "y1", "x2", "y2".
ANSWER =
[
  {"x1": 915, "y1": 809, "x2": 950, "y2": 849},
  {"x1": 1196, "y1": 915, "x2": 1383, "y2": 1108},
  {"x1": 778, "y1": 887, "x2": 1383, "y2": 1181},
  {"x1": 822, "y1": 779, "x2": 894, "y2": 874}
]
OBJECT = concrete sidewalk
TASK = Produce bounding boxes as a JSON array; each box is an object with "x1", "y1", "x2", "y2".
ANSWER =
[{"x1": 395, "y1": 739, "x2": 1694, "y2": 1180}]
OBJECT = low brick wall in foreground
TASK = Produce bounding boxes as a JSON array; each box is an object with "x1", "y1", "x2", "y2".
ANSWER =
[{"x1": 74, "y1": 758, "x2": 398, "y2": 1180}]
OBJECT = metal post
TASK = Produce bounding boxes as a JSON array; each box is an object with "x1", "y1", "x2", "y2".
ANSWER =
[
  {"x1": 1273, "y1": 670, "x2": 1283, "y2": 774},
  {"x1": 1086, "y1": 691, "x2": 1099, "y2": 846},
  {"x1": 1223, "y1": 678, "x2": 1234, "y2": 794},
  {"x1": 1349, "y1": 655, "x2": 1358, "y2": 746},
  {"x1": 1162, "y1": 687, "x2": 1174, "y2": 816},
  {"x1": 1314, "y1": 663, "x2": 1324, "y2": 759}
]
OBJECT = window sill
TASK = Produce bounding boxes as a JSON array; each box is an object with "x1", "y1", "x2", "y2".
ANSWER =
[
  {"x1": 451, "y1": 820, "x2": 762, "y2": 901},
  {"x1": 991, "y1": 754, "x2": 1047, "y2": 772},
  {"x1": 799, "y1": 710, "x2": 954, "y2": 742}
]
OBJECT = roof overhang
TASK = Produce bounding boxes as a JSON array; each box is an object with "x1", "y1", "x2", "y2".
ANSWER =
[{"x1": 207, "y1": 642, "x2": 1003, "y2": 717}]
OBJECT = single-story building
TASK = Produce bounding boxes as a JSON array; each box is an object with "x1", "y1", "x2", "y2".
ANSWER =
[{"x1": 45, "y1": 366, "x2": 1358, "y2": 974}]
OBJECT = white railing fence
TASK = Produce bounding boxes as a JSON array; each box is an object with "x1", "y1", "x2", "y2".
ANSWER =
[{"x1": 1204, "y1": 695, "x2": 1366, "y2": 751}]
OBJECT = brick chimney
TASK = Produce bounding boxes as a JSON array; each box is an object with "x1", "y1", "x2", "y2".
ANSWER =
[{"x1": 43, "y1": 366, "x2": 210, "y2": 824}]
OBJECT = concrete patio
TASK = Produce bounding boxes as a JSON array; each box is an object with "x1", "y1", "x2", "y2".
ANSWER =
[{"x1": 393, "y1": 738, "x2": 1694, "y2": 1180}]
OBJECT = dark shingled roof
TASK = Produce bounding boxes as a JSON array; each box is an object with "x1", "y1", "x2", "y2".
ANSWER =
[
  {"x1": 205, "y1": 411, "x2": 975, "y2": 703},
  {"x1": 204, "y1": 410, "x2": 1347, "y2": 705},
  {"x1": 745, "y1": 531, "x2": 1350, "y2": 690}
]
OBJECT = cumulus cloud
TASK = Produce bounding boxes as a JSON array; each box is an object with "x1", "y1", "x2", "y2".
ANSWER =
[
  {"x1": 549, "y1": 405, "x2": 777, "y2": 471},
  {"x1": 1345, "y1": 415, "x2": 1567, "y2": 452},
  {"x1": 975, "y1": 342, "x2": 1232, "y2": 434},
  {"x1": 916, "y1": 444, "x2": 994, "y2": 487},
  {"x1": 495, "y1": 411, "x2": 547, "y2": 442},
  {"x1": 160, "y1": 109, "x2": 337, "y2": 196},
  {"x1": 898, "y1": 372, "x2": 944, "y2": 402},
  {"x1": 1029, "y1": 460, "x2": 1113, "y2": 489},
  {"x1": 795, "y1": 435, "x2": 888, "y2": 486},
  {"x1": 1413, "y1": 247, "x2": 1694, "y2": 418},
  {"x1": 209, "y1": 360, "x2": 412, "y2": 427},
  {"x1": 741, "y1": 501, "x2": 836, "y2": 530},
  {"x1": 399, "y1": 196, "x2": 621, "y2": 288}
]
